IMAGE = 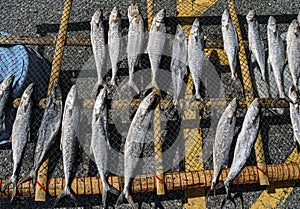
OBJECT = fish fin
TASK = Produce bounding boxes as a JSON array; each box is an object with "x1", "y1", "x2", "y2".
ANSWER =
[
  {"x1": 54, "y1": 186, "x2": 77, "y2": 207},
  {"x1": 116, "y1": 191, "x2": 125, "y2": 206},
  {"x1": 17, "y1": 171, "x2": 33, "y2": 186},
  {"x1": 1, "y1": 177, "x2": 13, "y2": 194}
]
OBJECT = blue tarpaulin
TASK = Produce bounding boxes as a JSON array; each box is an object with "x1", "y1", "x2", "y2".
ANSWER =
[{"x1": 0, "y1": 32, "x2": 51, "y2": 142}]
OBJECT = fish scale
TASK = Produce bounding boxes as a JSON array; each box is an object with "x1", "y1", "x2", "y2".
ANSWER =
[
  {"x1": 188, "y1": 18, "x2": 205, "y2": 101},
  {"x1": 171, "y1": 24, "x2": 187, "y2": 107},
  {"x1": 1, "y1": 83, "x2": 34, "y2": 202},
  {"x1": 267, "y1": 16, "x2": 286, "y2": 99},
  {"x1": 55, "y1": 85, "x2": 79, "y2": 206},
  {"x1": 247, "y1": 10, "x2": 266, "y2": 81},
  {"x1": 147, "y1": 9, "x2": 166, "y2": 89},
  {"x1": 222, "y1": 9, "x2": 238, "y2": 81},
  {"x1": 91, "y1": 9, "x2": 107, "y2": 92},
  {"x1": 108, "y1": 6, "x2": 122, "y2": 87},
  {"x1": 287, "y1": 19, "x2": 300, "y2": 88},
  {"x1": 127, "y1": 4, "x2": 145, "y2": 93}
]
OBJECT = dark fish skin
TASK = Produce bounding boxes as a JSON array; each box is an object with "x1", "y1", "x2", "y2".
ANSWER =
[
  {"x1": 188, "y1": 18, "x2": 205, "y2": 101},
  {"x1": 211, "y1": 98, "x2": 237, "y2": 191},
  {"x1": 127, "y1": 3, "x2": 145, "y2": 93},
  {"x1": 246, "y1": 10, "x2": 266, "y2": 81},
  {"x1": 91, "y1": 88, "x2": 119, "y2": 208},
  {"x1": 18, "y1": 81, "x2": 62, "y2": 189},
  {"x1": 116, "y1": 92, "x2": 157, "y2": 209},
  {"x1": 147, "y1": 9, "x2": 166, "y2": 89},
  {"x1": 224, "y1": 98, "x2": 260, "y2": 197},
  {"x1": 91, "y1": 8, "x2": 108, "y2": 92},
  {"x1": 54, "y1": 85, "x2": 79, "y2": 206},
  {"x1": 0, "y1": 74, "x2": 14, "y2": 134},
  {"x1": 171, "y1": 24, "x2": 187, "y2": 108},
  {"x1": 1, "y1": 83, "x2": 34, "y2": 201}
]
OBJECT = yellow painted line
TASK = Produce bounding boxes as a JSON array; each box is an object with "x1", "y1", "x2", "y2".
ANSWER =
[{"x1": 250, "y1": 148, "x2": 300, "y2": 209}]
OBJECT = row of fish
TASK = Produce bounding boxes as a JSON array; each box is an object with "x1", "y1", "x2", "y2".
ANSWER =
[{"x1": 210, "y1": 98, "x2": 260, "y2": 204}]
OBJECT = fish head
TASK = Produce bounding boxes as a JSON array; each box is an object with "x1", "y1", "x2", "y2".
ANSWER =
[
  {"x1": 128, "y1": 3, "x2": 140, "y2": 21},
  {"x1": 110, "y1": 6, "x2": 120, "y2": 22},
  {"x1": 246, "y1": 10, "x2": 256, "y2": 23},
  {"x1": 221, "y1": 9, "x2": 231, "y2": 29},
  {"x1": 94, "y1": 88, "x2": 107, "y2": 115},
  {"x1": 190, "y1": 18, "x2": 200, "y2": 38},
  {"x1": 91, "y1": 8, "x2": 103, "y2": 25},
  {"x1": 154, "y1": 9, "x2": 166, "y2": 27},
  {"x1": 21, "y1": 83, "x2": 34, "y2": 105},
  {"x1": 249, "y1": 98, "x2": 260, "y2": 121},
  {"x1": 0, "y1": 74, "x2": 14, "y2": 91},
  {"x1": 267, "y1": 16, "x2": 277, "y2": 33},
  {"x1": 175, "y1": 24, "x2": 186, "y2": 43},
  {"x1": 291, "y1": 19, "x2": 300, "y2": 35},
  {"x1": 65, "y1": 85, "x2": 78, "y2": 112},
  {"x1": 226, "y1": 97, "x2": 238, "y2": 118},
  {"x1": 289, "y1": 85, "x2": 299, "y2": 103},
  {"x1": 50, "y1": 80, "x2": 62, "y2": 101}
]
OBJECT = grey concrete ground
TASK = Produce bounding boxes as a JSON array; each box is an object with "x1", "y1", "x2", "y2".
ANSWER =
[{"x1": 0, "y1": 0, "x2": 299, "y2": 208}]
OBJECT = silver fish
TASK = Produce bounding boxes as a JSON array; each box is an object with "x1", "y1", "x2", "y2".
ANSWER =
[
  {"x1": 222, "y1": 9, "x2": 239, "y2": 80},
  {"x1": 147, "y1": 9, "x2": 166, "y2": 89},
  {"x1": 116, "y1": 92, "x2": 157, "y2": 209},
  {"x1": 246, "y1": 10, "x2": 266, "y2": 81},
  {"x1": 18, "y1": 81, "x2": 62, "y2": 189},
  {"x1": 91, "y1": 9, "x2": 108, "y2": 92},
  {"x1": 108, "y1": 6, "x2": 122, "y2": 87},
  {"x1": 1, "y1": 83, "x2": 34, "y2": 201},
  {"x1": 211, "y1": 98, "x2": 237, "y2": 191},
  {"x1": 55, "y1": 85, "x2": 80, "y2": 206},
  {"x1": 127, "y1": 3, "x2": 145, "y2": 93},
  {"x1": 0, "y1": 74, "x2": 14, "y2": 134},
  {"x1": 267, "y1": 16, "x2": 286, "y2": 99},
  {"x1": 287, "y1": 19, "x2": 300, "y2": 88},
  {"x1": 91, "y1": 88, "x2": 119, "y2": 208},
  {"x1": 289, "y1": 85, "x2": 300, "y2": 144},
  {"x1": 224, "y1": 98, "x2": 260, "y2": 197},
  {"x1": 188, "y1": 18, "x2": 205, "y2": 101},
  {"x1": 171, "y1": 24, "x2": 187, "y2": 107}
]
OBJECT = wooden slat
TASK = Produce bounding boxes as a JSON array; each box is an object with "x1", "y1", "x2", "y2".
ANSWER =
[
  {"x1": 228, "y1": 0, "x2": 269, "y2": 186},
  {"x1": 2, "y1": 162, "x2": 300, "y2": 198},
  {"x1": 35, "y1": 0, "x2": 73, "y2": 202}
]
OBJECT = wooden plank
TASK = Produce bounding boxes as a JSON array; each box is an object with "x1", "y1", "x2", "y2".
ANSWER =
[
  {"x1": 34, "y1": 0, "x2": 73, "y2": 202},
  {"x1": 153, "y1": 91, "x2": 165, "y2": 195},
  {"x1": 1, "y1": 162, "x2": 300, "y2": 198},
  {"x1": 228, "y1": 0, "x2": 269, "y2": 186}
]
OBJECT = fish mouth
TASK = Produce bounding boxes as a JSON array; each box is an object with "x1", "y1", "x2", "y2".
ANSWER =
[
  {"x1": 7, "y1": 74, "x2": 15, "y2": 84},
  {"x1": 27, "y1": 83, "x2": 34, "y2": 93}
]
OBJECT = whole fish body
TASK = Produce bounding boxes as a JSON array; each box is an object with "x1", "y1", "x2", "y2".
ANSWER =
[
  {"x1": 289, "y1": 85, "x2": 300, "y2": 144},
  {"x1": 211, "y1": 98, "x2": 237, "y2": 191},
  {"x1": 287, "y1": 19, "x2": 300, "y2": 88},
  {"x1": 246, "y1": 10, "x2": 266, "y2": 81},
  {"x1": 127, "y1": 3, "x2": 145, "y2": 93},
  {"x1": 108, "y1": 6, "x2": 122, "y2": 87},
  {"x1": 224, "y1": 98, "x2": 260, "y2": 196},
  {"x1": 171, "y1": 24, "x2": 187, "y2": 107},
  {"x1": 91, "y1": 88, "x2": 119, "y2": 208},
  {"x1": 116, "y1": 92, "x2": 157, "y2": 209},
  {"x1": 221, "y1": 9, "x2": 239, "y2": 80},
  {"x1": 1, "y1": 83, "x2": 34, "y2": 201},
  {"x1": 0, "y1": 74, "x2": 14, "y2": 134},
  {"x1": 91, "y1": 9, "x2": 108, "y2": 92},
  {"x1": 55, "y1": 85, "x2": 80, "y2": 206},
  {"x1": 267, "y1": 16, "x2": 286, "y2": 99},
  {"x1": 147, "y1": 9, "x2": 166, "y2": 89},
  {"x1": 188, "y1": 18, "x2": 205, "y2": 101},
  {"x1": 18, "y1": 81, "x2": 62, "y2": 188}
]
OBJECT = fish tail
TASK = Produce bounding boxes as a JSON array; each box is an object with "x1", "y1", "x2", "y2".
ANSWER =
[
  {"x1": 1, "y1": 175, "x2": 18, "y2": 201},
  {"x1": 54, "y1": 186, "x2": 77, "y2": 207},
  {"x1": 116, "y1": 189, "x2": 136, "y2": 209},
  {"x1": 18, "y1": 170, "x2": 34, "y2": 187},
  {"x1": 115, "y1": 191, "x2": 125, "y2": 206}
]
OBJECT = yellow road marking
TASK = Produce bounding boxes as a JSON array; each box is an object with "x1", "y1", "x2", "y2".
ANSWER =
[{"x1": 250, "y1": 148, "x2": 300, "y2": 209}]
